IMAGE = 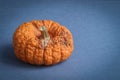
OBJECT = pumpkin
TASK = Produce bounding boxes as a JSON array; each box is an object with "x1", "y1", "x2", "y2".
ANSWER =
[{"x1": 13, "y1": 20, "x2": 74, "y2": 65}]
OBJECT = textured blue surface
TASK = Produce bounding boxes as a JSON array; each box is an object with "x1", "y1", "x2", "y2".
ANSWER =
[{"x1": 0, "y1": 0, "x2": 120, "y2": 80}]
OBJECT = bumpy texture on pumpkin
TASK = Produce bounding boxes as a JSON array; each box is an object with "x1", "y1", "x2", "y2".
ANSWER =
[{"x1": 13, "y1": 20, "x2": 74, "y2": 65}]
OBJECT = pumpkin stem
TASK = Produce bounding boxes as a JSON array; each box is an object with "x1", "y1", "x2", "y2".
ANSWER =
[{"x1": 40, "y1": 26, "x2": 50, "y2": 48}]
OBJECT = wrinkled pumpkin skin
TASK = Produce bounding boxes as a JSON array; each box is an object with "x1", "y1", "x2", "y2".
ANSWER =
[{"x1": 13, "y1": 20, "x2": 74, "y2": 65}]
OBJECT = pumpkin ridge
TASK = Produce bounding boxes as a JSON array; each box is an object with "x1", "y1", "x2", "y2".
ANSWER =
[
  {"x1": 54, "y1": 24, "x2": 61, "y2": 36},
  {"x1": 24, "y1": 38, "x2": 28, "y2": 63},
  {"x1": 48, "y1": 20, "x2": 53, "y2": 30},
  {"x1": 59, "y1": 42, "x2": 63, "y2": 61},
  {"x1": 49, "y1": 22, "x2": 54, "y2": 35}
]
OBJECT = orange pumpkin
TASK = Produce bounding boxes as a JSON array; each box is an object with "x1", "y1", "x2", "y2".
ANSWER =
[{"x1": 13, "y1": 20, "x2": 74, "y2": 65}]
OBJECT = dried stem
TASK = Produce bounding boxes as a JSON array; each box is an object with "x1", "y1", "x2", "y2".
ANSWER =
[{"x1": 40, "y1": 26, "x2": 50, "y2": 48}]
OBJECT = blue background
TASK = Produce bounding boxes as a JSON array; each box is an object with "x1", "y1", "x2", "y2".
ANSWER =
[{"x1": 0, "y1": 0, "x2": 120, "y2": 80}]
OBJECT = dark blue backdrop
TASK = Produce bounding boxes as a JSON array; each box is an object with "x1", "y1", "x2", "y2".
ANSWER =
[{"x1": 0, "y1": 0, "x2": 120, "y2": 80}]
